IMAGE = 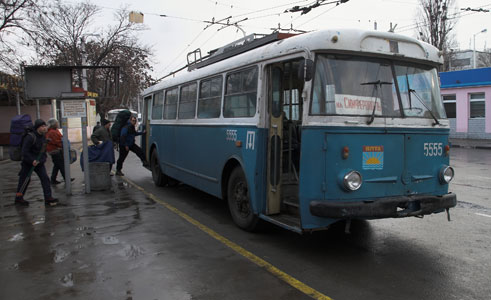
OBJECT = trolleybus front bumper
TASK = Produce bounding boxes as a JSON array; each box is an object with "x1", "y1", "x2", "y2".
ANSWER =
[{"x1": 309, "y1": 193, "x2": 457, "y2": 219}]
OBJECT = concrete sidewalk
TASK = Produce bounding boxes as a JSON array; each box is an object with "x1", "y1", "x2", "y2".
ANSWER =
[
  {"x1": 449, "y1": 138, "x2": 491, "y2": 150},
  {"x1": 0, "y1": 154, "x2": 308, "y2": 300}
]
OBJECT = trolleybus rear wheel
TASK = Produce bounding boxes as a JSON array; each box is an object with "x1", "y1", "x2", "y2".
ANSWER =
[
  {"x1": 227, "y1": 167, "x2": 259, "y2": 231},
  {"x1": 151, "y1": 150, "x2": 167, "y2": 186}
]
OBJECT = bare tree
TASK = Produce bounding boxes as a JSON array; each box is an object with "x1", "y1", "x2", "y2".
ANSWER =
[
  {"x1": 0, "y1": 0, "x2": 37, "y2": 73},
  {"x1": 415, "y1": 0, "x2": 458, "y2": 71},
  {"x1": 477, "y1": 50, "x2": 491, "y2": 68},
  {"x1": 24, "y1": 0, "x2": 154, "y2": 115}
]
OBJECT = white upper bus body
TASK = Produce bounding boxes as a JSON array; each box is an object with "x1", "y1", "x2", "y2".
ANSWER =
[
  {"x1": 143, "y1": 28, "x2": 447, "y2": 130},
  {"x1": 107, "y1": 109, "x2": 138, "y2": 122}
]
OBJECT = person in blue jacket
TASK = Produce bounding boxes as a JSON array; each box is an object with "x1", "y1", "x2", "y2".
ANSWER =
[
  {"x1": 14, "y1": 119, "x2": 59, "y2": 207},
  {"x1": 115, "y1": 116, "x2": 149, "y2": 176}
]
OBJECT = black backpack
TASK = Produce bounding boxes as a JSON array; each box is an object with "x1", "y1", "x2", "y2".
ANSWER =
[
  {"x1": 9, "y1": 114, "x2": 35, "y2": 161},
  {"x1": 110, "y1": 110, "x2": 132, "y2": 143}
]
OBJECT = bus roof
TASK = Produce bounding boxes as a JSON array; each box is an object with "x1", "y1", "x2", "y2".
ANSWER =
[{"x1": 144, "y1": 28, "x2": 442, "y2": 95}]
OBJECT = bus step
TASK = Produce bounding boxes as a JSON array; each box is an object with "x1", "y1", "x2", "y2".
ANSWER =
[
  {"x1": 282, "y1": 201, "x2": 299, "y2": 215},
  {"x1": 259, "y1": 213, "x2": 302, "y2": 234}
]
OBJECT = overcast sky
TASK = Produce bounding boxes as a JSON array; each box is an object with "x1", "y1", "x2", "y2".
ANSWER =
[{"x1": 76, "y1": 0, "x2": 491, "y2": 79}]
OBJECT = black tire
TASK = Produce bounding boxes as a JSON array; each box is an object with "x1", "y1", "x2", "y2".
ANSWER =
[
  {"x1": 151, "y1": 150, "x2": 167, "y2": 187},
  {"x1": 227, "y1": 167, "x2": 259, "y2": 231}
]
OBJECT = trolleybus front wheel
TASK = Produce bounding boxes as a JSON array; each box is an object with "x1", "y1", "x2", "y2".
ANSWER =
[
  {"x1": 227, "y1": 167, "x2": 259, "y2": 231},
  {"x1": 151, "y1": 150, "x2": 167, "y2": 187}
]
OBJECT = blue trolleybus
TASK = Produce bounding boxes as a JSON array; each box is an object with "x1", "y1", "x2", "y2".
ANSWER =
[{"x1": 141, "y1": 29, "x2": 456, "y2": 233}]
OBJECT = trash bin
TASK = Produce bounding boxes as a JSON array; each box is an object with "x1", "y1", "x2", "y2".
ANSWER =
[{"x1": 89, "y1": 162, "x2": 111, "y2": 191}]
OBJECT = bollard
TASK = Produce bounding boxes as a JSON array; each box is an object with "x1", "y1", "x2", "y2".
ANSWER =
[{"x1": 88, "y1": 162, "x2": 111, "y2": 191}]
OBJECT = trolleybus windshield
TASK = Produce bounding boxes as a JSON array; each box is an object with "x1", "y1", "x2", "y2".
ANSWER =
[{"x1": 311, "y1": 54, "x2": 446, "y2": 120}]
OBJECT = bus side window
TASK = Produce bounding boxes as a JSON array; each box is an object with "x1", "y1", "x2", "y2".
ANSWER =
[
  {"x1": 164, "y1": 88, "x2": 178, "y2": 119},
  {"x1": 179, "y1": 83, "x2": 197, "y2": 119},
  {"x1": 224, "y1": 67, "x2": 258, "y2": 118},
  {"x1": 198, "y1": 76, "x2": 222, "y2": 118},
  {"x1": 151, "y1": 91, "x2": 164, "y2": 120}
]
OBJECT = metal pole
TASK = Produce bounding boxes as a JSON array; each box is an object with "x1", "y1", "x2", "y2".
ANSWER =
[
  {"x1": 81, "y1": 37, "x2": 88, "y2": 91},
  {"x1": 81, "y1": 116, "x2": 90, "y2": 193},
  {"x1": 61, "y1": 116, "x2": 72, "y2": 195},
  {"x1": 16, "y1": 92, "x2": 21, "y2": 115},
  {"x1": 36, "y1": 99, "x2": 40, "y2": 119},
  {"x1": 51, "y1": 99, "x2": 56, "y2": 118},
  {"x1": 473, "y1": 34, "x2": 476, "y2": 68}
]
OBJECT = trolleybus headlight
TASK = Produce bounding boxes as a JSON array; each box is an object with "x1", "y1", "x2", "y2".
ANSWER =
[
  {"x1": 343, "y1": 171, "x2": 362, "y2": 191},
  {"x1": 439, "y1": 166, "x2": 454, "y2": 184}
]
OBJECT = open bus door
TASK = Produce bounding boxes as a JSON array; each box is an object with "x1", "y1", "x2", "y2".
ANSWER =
[
  {"x1": 267, "y1": 59, "x2": 304, "y2": 217},
  {"x1": 142, "y1": 95, "x2": 152, "y2": 162}
]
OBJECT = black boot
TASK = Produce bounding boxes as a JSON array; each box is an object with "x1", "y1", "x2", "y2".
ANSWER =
[
  {"x1": 15, "y1": 196, "x2": 29, "y2": 207},
  {"x1": 45, "y1": 197, "x2": 59, "y2": 207}
]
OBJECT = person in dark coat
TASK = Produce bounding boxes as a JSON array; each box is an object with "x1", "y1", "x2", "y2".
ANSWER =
[
  {"x1": 115, "y1": 116, "x2": 148, "y2": 176},
  {"x1": 91, "y1": 119, "x2": 111, "y2": 145},
  {"x1": 14, "y1": 119, "x2": 59, "y2": 207}
]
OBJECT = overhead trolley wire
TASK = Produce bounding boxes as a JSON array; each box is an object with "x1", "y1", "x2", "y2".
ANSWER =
[{"x1": 395, "y1": 3, "x2": 491, "y2": 34}]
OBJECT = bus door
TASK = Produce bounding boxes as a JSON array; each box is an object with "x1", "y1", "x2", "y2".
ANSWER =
[
  {"x1": 142, "y1": 95, "x2": 152, "y2": 161},
  {"x1": 267, "y1": 59, "x2": 303, "y2": 215}
]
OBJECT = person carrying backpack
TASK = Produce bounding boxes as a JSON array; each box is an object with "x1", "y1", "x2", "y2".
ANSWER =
[
  {"x1": 14, "y1": 119, "x2": 59, "y2": 207},
  {"x1": 115, "y1": 116, "x2": 149, "y2": 176},
  {"x1": 46, "y1": 118, "x2": 74, "y2": 185}
]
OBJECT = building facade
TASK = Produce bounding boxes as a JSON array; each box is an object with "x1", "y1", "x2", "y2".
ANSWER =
[{"x1": 440, "y1": 68, "x2": 491, "y2": 140}]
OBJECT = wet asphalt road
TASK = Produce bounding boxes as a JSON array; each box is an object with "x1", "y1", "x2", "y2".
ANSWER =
[{"x1": 0, "y1": 147, "x2": 490, "y2": 300}]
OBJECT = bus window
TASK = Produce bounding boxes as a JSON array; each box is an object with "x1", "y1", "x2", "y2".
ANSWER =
[
  {"x1": 164, "y1": 87, "x2": 178, "y2": 119},
  {"x1": 224, "y1": 67, "x2": 258, "y2": 118},
  {"x1": 178, "y1": 83, "x2": 197, "y2": 119},
  {"x1": 152, "y1": 91, "x2": 164, "y2": 120},
  {"x1": 198, "y1": 76, "x2": 222, "y2": 118}
]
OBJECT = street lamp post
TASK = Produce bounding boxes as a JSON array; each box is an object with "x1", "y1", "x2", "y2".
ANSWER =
[
  {"x1": 473, "y1": 28, "x2": 487, "y2": 68},
  {"x1": 79, "y1": 33, "x2": 100, "y2": 194}
]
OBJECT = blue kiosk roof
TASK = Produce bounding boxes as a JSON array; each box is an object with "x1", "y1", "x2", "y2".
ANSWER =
[{"x1": 440, "y1": 67, "x2": 491, "y2": 88}]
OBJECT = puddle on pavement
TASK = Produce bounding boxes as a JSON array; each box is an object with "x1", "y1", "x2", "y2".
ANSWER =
[
  {"x1": 457, "y1": 201, "x2": 491, "y2": 214},
  {"x1": 118, "y1": 244, "x2": 145, "y2": 260},
  {"x1": 102, "y1": 236, "x2": 119, "y2": 245},
  {"x1": 53, "y1": 249, "x2": 70, "y2": 263},
  {"x1": 116, "y1": 181, "x2": 129, "y2": 189},
  {"x1": 8, "y1": 233, "x2": 24, "y2": 242},
  {"x1": 18, "y1": 252, "x2": 55, "y2": 272},
  {"x1": 60, "y1": 272, "x2": 74, "y2": 287},
  {"x1": 76, "y1": 226, "x2": 94, "y2": 231},
  {"x1": 32, "y1": 216, "x2": 45, "y2": 225}
]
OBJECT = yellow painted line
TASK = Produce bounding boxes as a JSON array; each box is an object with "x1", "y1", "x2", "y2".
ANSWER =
[{"x1": 123, "y1": 177, "x2": 333, "y2": 300}]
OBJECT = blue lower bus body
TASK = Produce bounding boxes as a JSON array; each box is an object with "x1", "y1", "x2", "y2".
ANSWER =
[
  {"x1": 149, "y1": 124, "x2": 456, "y2": 232},
  {"x1": 299, "y1": 126, "x2": 456, "y2": 230},
  {"x1": 149, "y1": 124, "x2": 268, "y2": 217}
]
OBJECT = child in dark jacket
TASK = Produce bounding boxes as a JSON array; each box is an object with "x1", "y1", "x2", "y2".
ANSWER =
[{"x1": 14, "y1": 119, "x2": 58, "y2": 207}]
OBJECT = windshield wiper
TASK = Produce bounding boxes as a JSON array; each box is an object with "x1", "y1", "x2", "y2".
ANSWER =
[
  {"x1": 360, "y1": 80, "x2": 393, "y2": 86},
  {"x1": 405, "y1": 76, "x2": 440, "y2": 125},
  {"x1": 361, "y1": 80, "x2": 392, "y2": 125}
]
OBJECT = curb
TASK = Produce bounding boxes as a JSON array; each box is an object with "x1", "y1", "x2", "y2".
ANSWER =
[{"x1": 450, "y1": 144, "x2": 491, "y2": 150}]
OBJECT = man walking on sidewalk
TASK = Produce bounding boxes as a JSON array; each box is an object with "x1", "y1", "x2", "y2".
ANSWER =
[
  {"x1": 14, "y1": 119, "x2": 59, "y2": 207},
  {"x1": 46, "y1": 118, "x2": 74, "y2": 185},
  {"x1": 115, "y1": 116, "x2": 148, "y2": 176}
]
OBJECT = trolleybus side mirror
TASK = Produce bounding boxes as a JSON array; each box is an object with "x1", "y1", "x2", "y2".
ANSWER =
[{"x1": 298, "y1": 59, "x2": 314, "y2": 82}]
